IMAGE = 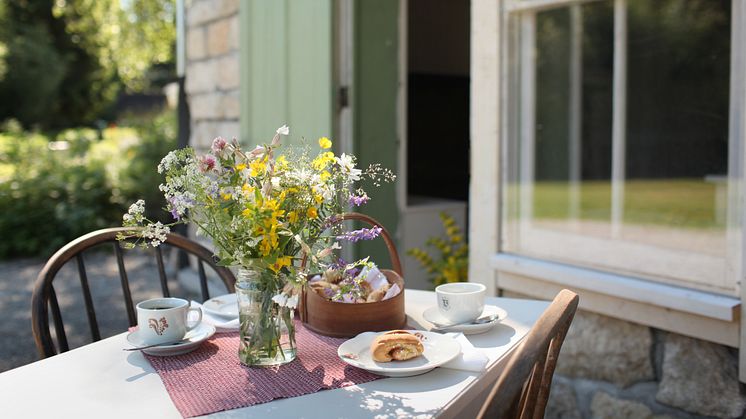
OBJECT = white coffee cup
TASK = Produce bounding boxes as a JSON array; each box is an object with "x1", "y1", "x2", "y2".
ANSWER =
[
  {"x1": 435, "y1": 282, "x2": 486, "y2": 324},
  {"x1": 136, "y1": 298, "x2": 202, "y2": 345}
]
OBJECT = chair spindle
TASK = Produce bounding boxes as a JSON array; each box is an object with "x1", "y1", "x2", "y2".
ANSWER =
[
  {"x1": 76, "y1": 254, "x2": 101, "y2": 341},
  {"x1": 114, "y1": 243, "x2": 136, "y2": 326},
  {"x1": 155, "y1": 246, "x2": 170, "y2": 297},
  {"x1": 198, "y1": 260, "x2": 209, "y2": 301},
  {"x1": 49, "y1": 286, "x2": 69, "y2": 353}
]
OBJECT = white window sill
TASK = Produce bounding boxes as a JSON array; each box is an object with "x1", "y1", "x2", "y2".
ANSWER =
[{"x1": 491, "y1": 253, "x2": 740, "y2": 347}]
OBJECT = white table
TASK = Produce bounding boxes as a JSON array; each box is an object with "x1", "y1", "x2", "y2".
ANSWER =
[{"x1": 0, "y1": 290, "x2": 548, "y2": 418}]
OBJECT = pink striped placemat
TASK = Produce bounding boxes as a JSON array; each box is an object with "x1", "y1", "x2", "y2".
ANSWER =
[{"x1": 143, "y1": 321, "x2": 383, "y2": 418}]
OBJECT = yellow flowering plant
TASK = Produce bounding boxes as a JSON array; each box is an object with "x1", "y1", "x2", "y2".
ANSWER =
[
  {"x1": 119, "y1": 125, "x2": 394, "y2": 297},
  {"x1": 407, "y1": 212, "x2": 468, "y2": 288}
]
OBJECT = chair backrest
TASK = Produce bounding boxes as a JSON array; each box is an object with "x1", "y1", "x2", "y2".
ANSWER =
[
  {"x1": 31, "y1": 227, "x2": 236, "y2": 358},
  {"x1": 477, "y1": 289, "x2": 579, "y2": 419}
]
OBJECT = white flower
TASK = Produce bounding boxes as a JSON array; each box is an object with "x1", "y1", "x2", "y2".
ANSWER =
[
  {"x1": 123, "y1": 199, "x2": 146, "y2": 224},
  {"x1": 128, "y1": 199, "x2": 145, "y2": 215},
  {"x1": 158, "y1": 151, "x2": 179, "y2": 174},
  {"x1": 336, "y1": 153, "x2": 362, "y2": 181},
  {"x1": 141, "y1": 222, "x2": 170, "y2": 247},
  {"x1": 286, "y1": 294, "x2": 299, "y2": 309},
  {"x1": 272, "y1": 293, "x2": 288, "y2": 307},
  {"x1": 276, "y1": 125, "x2": 290, "y2": 136},
  {"x1": 248, "y1": 145, "x2": 265, "y2": 158}
]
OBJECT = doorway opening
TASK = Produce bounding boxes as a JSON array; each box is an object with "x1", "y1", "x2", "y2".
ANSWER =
[{"x1": 402, "y1": 0, "x2": 471, "y2": 289}]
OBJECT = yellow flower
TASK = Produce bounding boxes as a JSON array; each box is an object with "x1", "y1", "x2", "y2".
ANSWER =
[
  {"x1": 319, "y1": 171, "x2": 331, "y2": 182},
  {"x1": 250, "y1": 159, "x2": 266, "y2": 177},
  {"x1": 312, "y1": 152, "x2": 335, "y2": 170},
  {"x1": 221, "y1": 192, "x2": 232, "y2": 201},
  {"x1": 259, "y1": 239, "x2": 272, "y2": 256},
  {"x1": 318, "y1": 137, "x2": 332, "y2": 149},
  {"x1": 314, "y1": 194, "x2": 323, "y2": 204},
  {"x1": 276, "y1": 155, "x2": 289, "y2": 170},
  {"x1": 307, "y1": 207, "x2": 318, "y2": 219},
  {"x1": 242, "y1": 208, "x2": 253, "y2": 217},
  {"x1": 235, "y1": 163, "x2": 247, "y2": 171},
  {"x1": 263, "y1": 216, "x2": 280, "y2": 229},
  {"x1": 263, "y1": 199, "x2": 280, "y2": 211},
  {"x1": 259, "y1": 225, "x2": 280, "y2": 256},
  {"x1": 287, "y1": 211, "x2": 298, "y2": 223},
  {"x1": 269, "y1": 256, "x2": 292, "y2": 273},
  {"x1": 241, "y1": 183, "x2": 255, "y2": 198}
]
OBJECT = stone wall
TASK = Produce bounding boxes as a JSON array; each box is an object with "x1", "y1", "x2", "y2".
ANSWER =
[
  {"x1": 185, "y1": 0, "x2": 240, "y2": 152},
  {"x1": 545, "y1": 310, "x2": 746, "y2": 419}
]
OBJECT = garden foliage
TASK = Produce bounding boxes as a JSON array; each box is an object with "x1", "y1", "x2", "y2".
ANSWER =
[
  {"x1": 0, "y1": 112, "x2": 176, "y2": 259},
  {"x1": 407, "y1": 212, "x2": 469, "y2": 288}
]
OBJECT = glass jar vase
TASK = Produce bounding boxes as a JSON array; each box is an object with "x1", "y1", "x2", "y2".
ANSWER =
[{"x1": 236, "y1": 267, "x2": 296, "y2": 366}]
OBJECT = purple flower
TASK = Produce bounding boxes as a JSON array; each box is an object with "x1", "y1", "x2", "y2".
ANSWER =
[
  {"x1": 198, "y1": 154, "x2": 216, "y2": 173},
  {"x1": 206, "y1": 183, "x2": 219, "y2": 198},
  {"x1": 211, "y1": 137, "x2": 227, "y2": 154},
  {"x1": 348, "y1": 193, "x2": 369, "y2": 206},
  {"x1": 329, "y1": 257, "x2": 347, "y2": 271},
  {"x1": 167, "y1": 194, "x2": 195, "y2": 220},
  {"x1": 337, "y1": 226, "x2": 383, "y2": 243}
]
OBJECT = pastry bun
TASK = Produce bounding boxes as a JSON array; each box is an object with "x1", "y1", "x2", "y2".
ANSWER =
[{"x1": 370, "y1": 330, "x2": 424, "y2": 362}]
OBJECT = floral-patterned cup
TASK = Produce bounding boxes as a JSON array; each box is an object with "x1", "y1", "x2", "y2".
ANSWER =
[
  {"x1": 136, "y1": 298, "x2": 202, "y2": 345},
  {"x1": 435, "y1": 282, "x2": 486, "y2": 325}
]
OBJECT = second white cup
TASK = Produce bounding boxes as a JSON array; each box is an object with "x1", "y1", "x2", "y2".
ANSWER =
[
  {"x1": 136, "y1": 297, "x2": 202, "y2": 345},
  {"x1": 435, "y1": 282, "x2": 486, "y2": 324}
]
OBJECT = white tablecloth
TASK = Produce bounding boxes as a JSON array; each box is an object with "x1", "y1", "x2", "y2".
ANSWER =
[{"x1": 0, "y1": 290, "x2": 548, "y2": 418}]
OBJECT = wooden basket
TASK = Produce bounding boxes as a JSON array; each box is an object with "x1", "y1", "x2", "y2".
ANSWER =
[{"x1": 299, "y1": 212, "x2": 406, "y2": 338}]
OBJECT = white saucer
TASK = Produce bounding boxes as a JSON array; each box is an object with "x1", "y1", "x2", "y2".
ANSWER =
[
  {"x1": 338, "y1": 331, "x2": 461, "y2": 377},
  {"x1": 422, "y1": 305, "x2": 507, "y2": 335},
  {"x1": 202, "y1": 293, "x2": 238, "y2": 319},
  {"x1": 126, "y1": 323, "x2": 216, "y2": 356}
]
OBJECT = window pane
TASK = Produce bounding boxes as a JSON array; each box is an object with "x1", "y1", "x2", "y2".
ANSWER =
[{"x1": 503, "y1": 0, "x2": 733, "y2": 294}]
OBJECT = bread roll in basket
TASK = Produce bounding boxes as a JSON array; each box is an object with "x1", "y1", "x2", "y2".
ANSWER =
[{"x1": 299, "y1": 212, "x2": 406, "y2": 338}]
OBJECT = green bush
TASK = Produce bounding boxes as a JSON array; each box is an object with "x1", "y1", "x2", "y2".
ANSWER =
[{"x1": 0, "y1": 111, "x2": 176, "y2": 259}]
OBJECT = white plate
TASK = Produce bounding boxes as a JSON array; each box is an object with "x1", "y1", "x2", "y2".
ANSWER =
[
  {"x1": 202, "y1": 293, "x2": 238, "y2": 319},
  {"x1": 422, "y1": 305, "x2": 508, "y2": 335},
  {"x1": 337, "y1": 331, "x2": 461, "y2": 377},
  {"x1": 126, "y1": 322, "x2": 216, "y2": 356}
]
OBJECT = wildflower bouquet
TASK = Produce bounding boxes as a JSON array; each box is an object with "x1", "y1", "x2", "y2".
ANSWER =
[{"x1": 120, "y1": 125, "x2": 394, "y2": 365}]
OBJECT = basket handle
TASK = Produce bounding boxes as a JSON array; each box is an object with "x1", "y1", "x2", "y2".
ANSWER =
[
  {"x1": 300, "y1": 212, "x2": 402, "y2": 275},
  {"x1": 299, "y1": 212, "x2": 402, "y2": 323}
]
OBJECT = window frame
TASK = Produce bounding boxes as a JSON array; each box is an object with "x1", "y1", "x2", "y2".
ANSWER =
[{"x1": 469, "y1": 0, "x2": 746, "y2": 380}]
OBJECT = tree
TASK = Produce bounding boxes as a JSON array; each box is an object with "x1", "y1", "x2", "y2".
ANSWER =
[{"x1": 0, "y1": 0, "x2": 175, "y2": 129}]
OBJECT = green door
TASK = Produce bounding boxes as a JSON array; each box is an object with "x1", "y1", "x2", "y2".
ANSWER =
[
  {"x1": 352, "y1": 1, "x2": 401, "y2": 268},
  {"x1": 240, "y1": 0, "x2": 401, "y2": 269},
  {"x1": 240, "y1": 0, "x2": 333, "y2": 147}
]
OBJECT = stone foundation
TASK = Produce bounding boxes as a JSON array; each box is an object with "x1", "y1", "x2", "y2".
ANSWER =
[
  {"x1": 185, "y1": 0, "x2": 240, "y2": 152},
  {"x1": 544, "y1": 310, "x2": 746, "y2": 419}
]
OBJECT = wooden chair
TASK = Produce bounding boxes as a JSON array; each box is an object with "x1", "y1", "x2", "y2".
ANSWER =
[
  {"x1": 477, "y1": 289, "x2": 579, "y2": 419},
  {"x1": 31, "y1": 227, "x2": 236, "y2": 358}
]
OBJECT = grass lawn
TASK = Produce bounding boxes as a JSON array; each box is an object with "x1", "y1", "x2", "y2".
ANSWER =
[{"x1": 533, "y1": 179, "x2": 723, "y2": 229}]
